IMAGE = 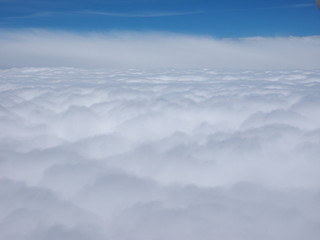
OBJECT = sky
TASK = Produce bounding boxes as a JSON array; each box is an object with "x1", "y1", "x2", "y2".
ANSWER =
[{"x1": 0, "y1": 0, "x2": 319, "y2": 37}]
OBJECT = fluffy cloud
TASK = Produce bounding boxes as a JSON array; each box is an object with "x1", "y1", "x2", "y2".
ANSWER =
[
  {"x1": 0, "y1": 67, "x2": 320, "y2": 239},
  {"x1": 0, "y1": 30, "x2": 320, "y2": 69}
]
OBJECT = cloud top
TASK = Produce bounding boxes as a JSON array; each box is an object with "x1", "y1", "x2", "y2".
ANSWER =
[{"x1": 1, "y1": 67, "x2": 320, "y2": 239}]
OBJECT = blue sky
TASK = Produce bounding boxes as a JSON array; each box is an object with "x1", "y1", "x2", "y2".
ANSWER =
[{"x1": 0, "y1": 0, "x2": 319, "y2": 37}]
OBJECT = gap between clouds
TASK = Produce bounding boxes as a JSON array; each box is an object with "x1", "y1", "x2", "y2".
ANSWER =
[{"x1": 1, "y1": 29, "x2": 320, "y2": 69}]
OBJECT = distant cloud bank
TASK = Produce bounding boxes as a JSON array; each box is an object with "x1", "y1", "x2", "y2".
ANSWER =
[{"x1": 0, "y1": 30, "x2": 320, "y2": 69}]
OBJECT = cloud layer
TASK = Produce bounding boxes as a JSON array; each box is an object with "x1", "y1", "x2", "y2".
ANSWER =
[
  {"x1": 1, "y1": 30, "x2": 320, "y2": 69},
  {"x1": 0, "y1": 67, "x2": 320, "y2": 239}
]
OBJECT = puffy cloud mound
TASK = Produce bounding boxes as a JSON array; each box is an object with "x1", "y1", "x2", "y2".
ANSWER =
[{"x1": 0, "y1": 67, "x2": 320, "y2": 240}]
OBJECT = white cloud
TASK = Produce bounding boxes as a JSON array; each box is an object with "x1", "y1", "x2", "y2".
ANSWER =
[
  {"x1": 0, "y1": 30, "x2": 320, "y2": 69},
  {"x1": 253, "y1": 3, "x2": 315, "y2": 10},
  {"x1": 0, "y1": 67, "x2": 320, "y2": 239},
  {"x1": 3, "y1": 10, "x2": 203, "y2": 21},
  {"x1": 81, "y1": 10, "x2": 203, "y2": 17}
]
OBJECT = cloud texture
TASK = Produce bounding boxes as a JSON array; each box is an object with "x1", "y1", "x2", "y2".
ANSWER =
[
  {"x1": 1, "y1": 30, "x2": 320, "y2": 69},
  {"x1": 0, "y1": 67, "x2": 320, "y2": 239}
]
